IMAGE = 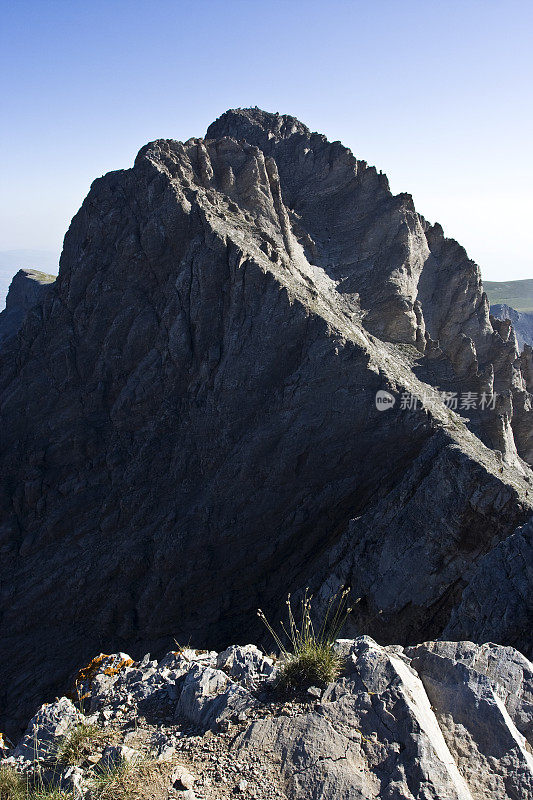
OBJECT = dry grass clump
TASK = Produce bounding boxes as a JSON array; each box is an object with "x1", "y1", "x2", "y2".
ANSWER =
[
  {"x1": 0, "y1": 750, "x2": 166, "y2": 800},
  {"x1": 0, "y1": 767, "x2": 68, "y2": 800},
  {"x1": 0, "y1": 767, "x2": 24, "y2": 800},
  {"x1": 57, "y1": 722, "x2": 107, "y2": 766},
  {"x1": 258, "y1": 588, "x2": 352, "y2": 689},
  {"x1": 23, "y1": 788, "x2": 67, "y2": 800},
  {"x1": 91, "y1": 759, "x2": 167, "y2": 800}
]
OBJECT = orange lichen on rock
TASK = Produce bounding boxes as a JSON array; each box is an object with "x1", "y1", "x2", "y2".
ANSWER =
[
  {"x1": 75, "y1": 654, "x2": 110, "y2": 688},
  {"x1": 0, "y1": 732, "x2": 13, "y2": 751},
  {"x1": 72, "y1": 653, "x2": 134, "y2": 699},
  {"x1": 102, "y1": 657, "x2": 133, "y2": 676}
]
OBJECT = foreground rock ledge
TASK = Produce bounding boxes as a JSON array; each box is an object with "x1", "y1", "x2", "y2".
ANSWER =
[{"x1": 3, "y1": 637, "x2": 532, "y2": 799}]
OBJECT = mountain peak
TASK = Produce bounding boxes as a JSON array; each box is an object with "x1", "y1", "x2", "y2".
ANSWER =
[
  {"x1": 206, "y1": 106, "x2": 311, "y2": 142},
  {"x1": 1, "y1": 108, "x2": 533, "y2": 741}
]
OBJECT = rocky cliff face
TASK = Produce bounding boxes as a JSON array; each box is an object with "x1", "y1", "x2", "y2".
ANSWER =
[
  {"x1": 1, "y1": 108, "x2": 532, "y2": 736},
  {"x1": 0, "y1": 268, "x2": 56, "y2": 344}
]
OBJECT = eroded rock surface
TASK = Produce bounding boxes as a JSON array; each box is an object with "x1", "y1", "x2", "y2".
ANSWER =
[
  {"x1": 1, "y1": 108, "x2": 532, "y2": 735},
  {"x1": 13, "y1": 698, "x2": 82, "y2": 763}
]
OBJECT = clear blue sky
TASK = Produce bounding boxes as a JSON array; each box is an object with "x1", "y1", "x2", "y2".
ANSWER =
[{"x1": 1, "y1": 0, "x2": 532, "y2": 284}]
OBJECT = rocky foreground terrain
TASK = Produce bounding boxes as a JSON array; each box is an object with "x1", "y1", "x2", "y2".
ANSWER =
[
  {"x1": 2, "y1": 636, "x2": 532, "y2": 799},
  {"x1": 1, "y1": 108, "x2": 533, "y2": 787}
]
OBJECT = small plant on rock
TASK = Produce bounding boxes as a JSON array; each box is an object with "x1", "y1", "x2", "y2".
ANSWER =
[{"x1": 258, "y1": 588, "x2": 352, "y2": 689}]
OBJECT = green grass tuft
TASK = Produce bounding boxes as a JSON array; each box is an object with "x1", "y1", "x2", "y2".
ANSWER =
[
  {"x1": 278, "y1": 642, "x2": 343, "y2": 689},
  {"x1": 258, "y1": 587, "x2": 352, "y2": 690}
]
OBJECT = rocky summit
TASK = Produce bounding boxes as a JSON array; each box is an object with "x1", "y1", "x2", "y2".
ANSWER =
[{"x1": 1, "y1": 106, "x2": 532, "y2": 776}]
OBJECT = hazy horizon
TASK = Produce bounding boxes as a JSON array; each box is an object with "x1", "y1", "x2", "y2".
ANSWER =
[{"x1": 1, "y1": 0, "x2": 532, "y2": 292}]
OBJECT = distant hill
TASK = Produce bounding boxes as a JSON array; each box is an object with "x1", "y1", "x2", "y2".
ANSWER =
[{"x1": 484, "y1": 279, "x2": 533, "y2": 313}]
